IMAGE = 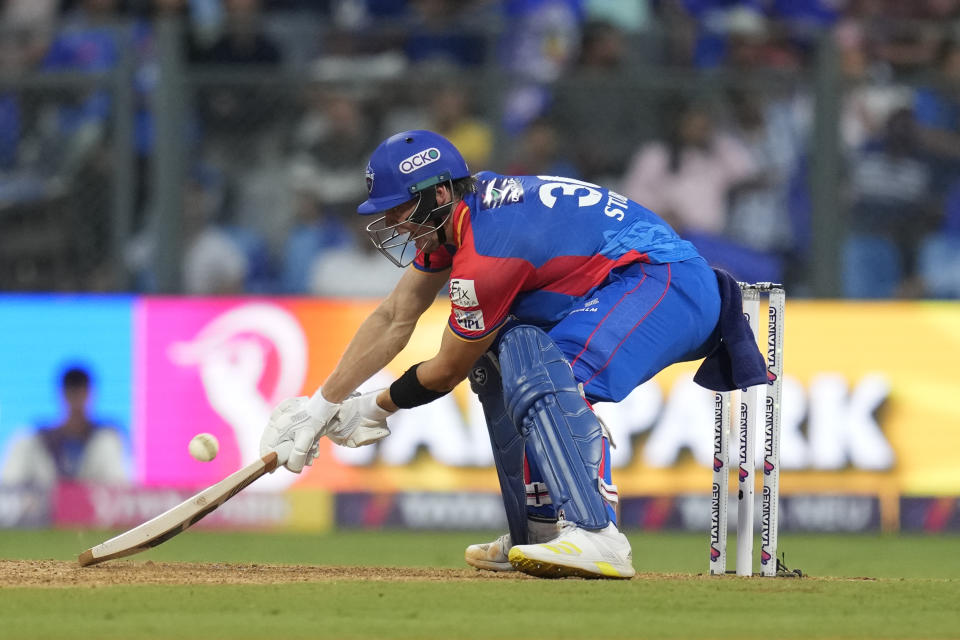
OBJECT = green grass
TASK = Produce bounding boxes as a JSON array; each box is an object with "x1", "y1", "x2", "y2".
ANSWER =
[
  {"x1": 4, "y1": 578, "x2": 960, "y2": 640},
  {"x1": 5, "y1": 528, "x2": 958, "y2": 578},
  {"x1": 2, "y1": 529, "x2": 960, "y2": 639}
]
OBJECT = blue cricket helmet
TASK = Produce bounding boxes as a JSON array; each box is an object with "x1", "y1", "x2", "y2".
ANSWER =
[{"x1": 358, "y1": 130, "x2": 470, "y2": 215}]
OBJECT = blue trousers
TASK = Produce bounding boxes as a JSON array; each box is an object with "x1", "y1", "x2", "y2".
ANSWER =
[
  {"x1": 548, "y1": 257, "x2": 721, "y2": 403},
  {"x1": 516, "y1": 257, "x2": 720, "y2": 525}
]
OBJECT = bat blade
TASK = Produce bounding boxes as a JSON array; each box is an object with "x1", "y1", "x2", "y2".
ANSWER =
[{"x1": 78, "y1": 452, "x2": 279, "y2": 567}]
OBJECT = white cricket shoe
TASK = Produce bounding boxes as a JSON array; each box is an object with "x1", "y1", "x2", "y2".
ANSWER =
[
  {"x1": 465, "y1": 532, "x2": 514, "y2": 571},
  {"x1": 465, "y1": 519, "x2": 560, "y2": 572},
  {"x1": 508, "y1": 521, "x2": 636, "y2": 579}
]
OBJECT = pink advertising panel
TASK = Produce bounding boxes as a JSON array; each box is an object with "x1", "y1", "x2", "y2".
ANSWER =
[{"x1": 134, "y1": 298, "x2": 310, "y2": 488}]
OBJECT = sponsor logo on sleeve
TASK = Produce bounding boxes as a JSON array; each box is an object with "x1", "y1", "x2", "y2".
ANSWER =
[
  {"x1": 399, "y1": 148, "x2": 441, "y2": 174},
  {"x1": 570, "y1": 298, "x2": 600, "y2": 315},
  {"x1": 480, "y1": 178, "x2": 525, "y2": 210},
  {"x1": 454, "y1": 308, "x2": 485, "y2": 332},
  {"x1": 449, "y1": 279, "x2": 480, "y2": 308}
]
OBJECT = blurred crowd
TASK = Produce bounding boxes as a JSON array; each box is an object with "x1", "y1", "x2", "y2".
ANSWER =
[{"x1": 1, "y1": 0, "x2": 960, "y2": 298}]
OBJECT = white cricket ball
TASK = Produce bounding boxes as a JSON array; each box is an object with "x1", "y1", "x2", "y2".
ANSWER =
[{"x1": 188, "y1": 433, "x2": 219, "y2": 462}]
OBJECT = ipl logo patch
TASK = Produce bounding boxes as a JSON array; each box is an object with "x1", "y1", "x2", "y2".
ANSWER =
[{"x1": 454, "y1": 308, "x2": 485, "y2": 332}]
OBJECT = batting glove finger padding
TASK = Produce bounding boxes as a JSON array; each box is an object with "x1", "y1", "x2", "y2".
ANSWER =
[
  {"x1": 260, "y1": 390, "x2": 341, "y2": 473},
  {"x1": 286, "y1": 426, "x2": 319, "y2": 473},
  {"x1": 259, "y1": 396, "x2": 309, "y2": 458},
  {"x1": 328, "y1": 390, "x2": 393, "y2": 448}
]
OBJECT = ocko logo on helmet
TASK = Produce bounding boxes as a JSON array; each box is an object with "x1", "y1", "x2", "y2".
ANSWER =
[{"x1": 398, "y1": 147, "x2": 441, "y2": 174}]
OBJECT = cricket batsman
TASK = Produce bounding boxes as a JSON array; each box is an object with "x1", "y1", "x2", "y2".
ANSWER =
[{"x1": 260, "y1": 130, "x2": 767, "y2": 579}]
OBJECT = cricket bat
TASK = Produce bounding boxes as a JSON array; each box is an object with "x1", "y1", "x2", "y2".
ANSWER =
[{"x1": 78, "y1": 452, "x2": 279, "y2": 567}]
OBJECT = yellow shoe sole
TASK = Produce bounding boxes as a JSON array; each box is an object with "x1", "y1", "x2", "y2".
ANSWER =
[{"x1": 508, "y1": 548, "x2": 634, "y2": 579}]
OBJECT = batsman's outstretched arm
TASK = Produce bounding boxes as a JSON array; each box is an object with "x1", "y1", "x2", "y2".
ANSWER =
[
  {"x1": 260, "y1": 267, "x2": 449, "y2": 471},
  {"x1": 373, "y1": 319, "x2": 498, "y2": 414},
  {"x1": 321, "y1": 266, "x2": 450, "y2": 402}
]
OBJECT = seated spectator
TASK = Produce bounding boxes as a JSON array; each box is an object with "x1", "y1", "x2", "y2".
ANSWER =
[
  {"x1": 191, "y1": 0, "x2": 282, "y2": 66},
  {"x1": 182, "y1": 231, "x2": 249, "y2": 295},
  {"x1": 667, "y1": 2, "x2": 769, "y2": 69},
  {"x1": 126, "y1": 165, "x2": 265, "y2": 294},
  {"x1": 725, "y1": 90, "x2": 805, "y2": 281},
  {"x1": 843, "y1": 108, "x2": 941, "y2": 298},
  {"x1": 402, "y1": 0, "x2": 489, "y2": 67},
  {"x1": 374, "y1": 69, "x2": 490, "y2": 158},
  {"x1": 653, "y1": 0, "x2": 700, "y2": 67},
  {"x1": 130, "y1": 0, "x2": 203, "y2": 231},
  {"x1": 191, "y1": 0, "x2": 284, "y2": 166},
  {"x1": 428, "y1": 81, "x2": 493, "y2": 170},
  {"x1": 500, "y1": 0, "x2": 583, "y2": 82},
  {"x1": 40, "y1": 0, "x2": 121, "y2": 154},
  {"x1": 850, "y1": 0, "x2": 946, "y2": 75},
  {"x1": 914, "y1": 39, "x2": 960, "y2": 159},
  {"x1": 918, "y1": 179, "x2": 960, "y2": 298},
  {"x1": 545, "y1": 19, "x2": 646, "y2": 183},
  {"x1": 504, "y1": 117, "x2": 579, "y2": 178},
  {"x1": 1, "y1": 366, "x2": 129, "y2": 487},
  {"x1": 180, "y1": 166, "x2": 259, "y2": 295},
  {"x1": 224, "y1": 85, "x2": 364, "y2": 268},
  {"x1": 0, "y1": 16, "x2": 50, "y2": 178},
  {"x1": 498, "y1": 0, "x2": 583, "y2": 133},
  {"x1": 35, "y1": 0, "x2": 126, "y2": 288},
  {"x1": 0, "y1": 0, "x2": 55, "y2": 70},
  {"x1": 835, "y1": 19, "x2": 915, "y2": 153},
  {"x1": 287, "y1": 86, "x2": 377, "y2": 216},
  {"x1": 279, "y1": 164, "x2": 356, "y2": 294},
  {"x1": 721, "y1": 6, "x2": 802, "y2": 71},
  {"x1": 621, "y1": 98, "x2": 756, "y2": 236}
]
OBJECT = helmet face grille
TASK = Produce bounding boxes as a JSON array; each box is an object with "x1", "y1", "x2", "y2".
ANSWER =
[
  {"x1": 365, "y1": 221, "x2": 421, "y2": 268},
  {"x1": 364, "y1": 183, "x2": 457, "y2": 268}
]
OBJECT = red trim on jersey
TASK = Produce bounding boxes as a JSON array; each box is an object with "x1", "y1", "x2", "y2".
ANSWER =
[
  {"x1": 582, "y1": 263, "x2": 672, "y2": 389},
  {"x1": 447, "y1": 211, "x2": 536, "y2": 339},
  {"x1": 443, "y1": 199, "x2": 651, "y2": 341},
  {"x1": 533, "y1": 250, "x2": 650, "y2": 296},
  {"x1": 570, "y1": 264, "x2": 649, "y2": 370}
]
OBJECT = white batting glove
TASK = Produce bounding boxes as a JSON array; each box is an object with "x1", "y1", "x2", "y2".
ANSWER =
[
  {"x1": 326, "y1": 390, "x2": 393, "y2": 448},
  {"x1": 259, "y1": 389, "x2": 340, "y2": 473},
  {"x1": 302, "y1": 392, "x2": 358, "y2": 466}
]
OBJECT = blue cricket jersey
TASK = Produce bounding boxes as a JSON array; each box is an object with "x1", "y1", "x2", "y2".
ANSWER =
[{"x1": 414, "y1": 172, "x2": 702, "y2": 340}]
